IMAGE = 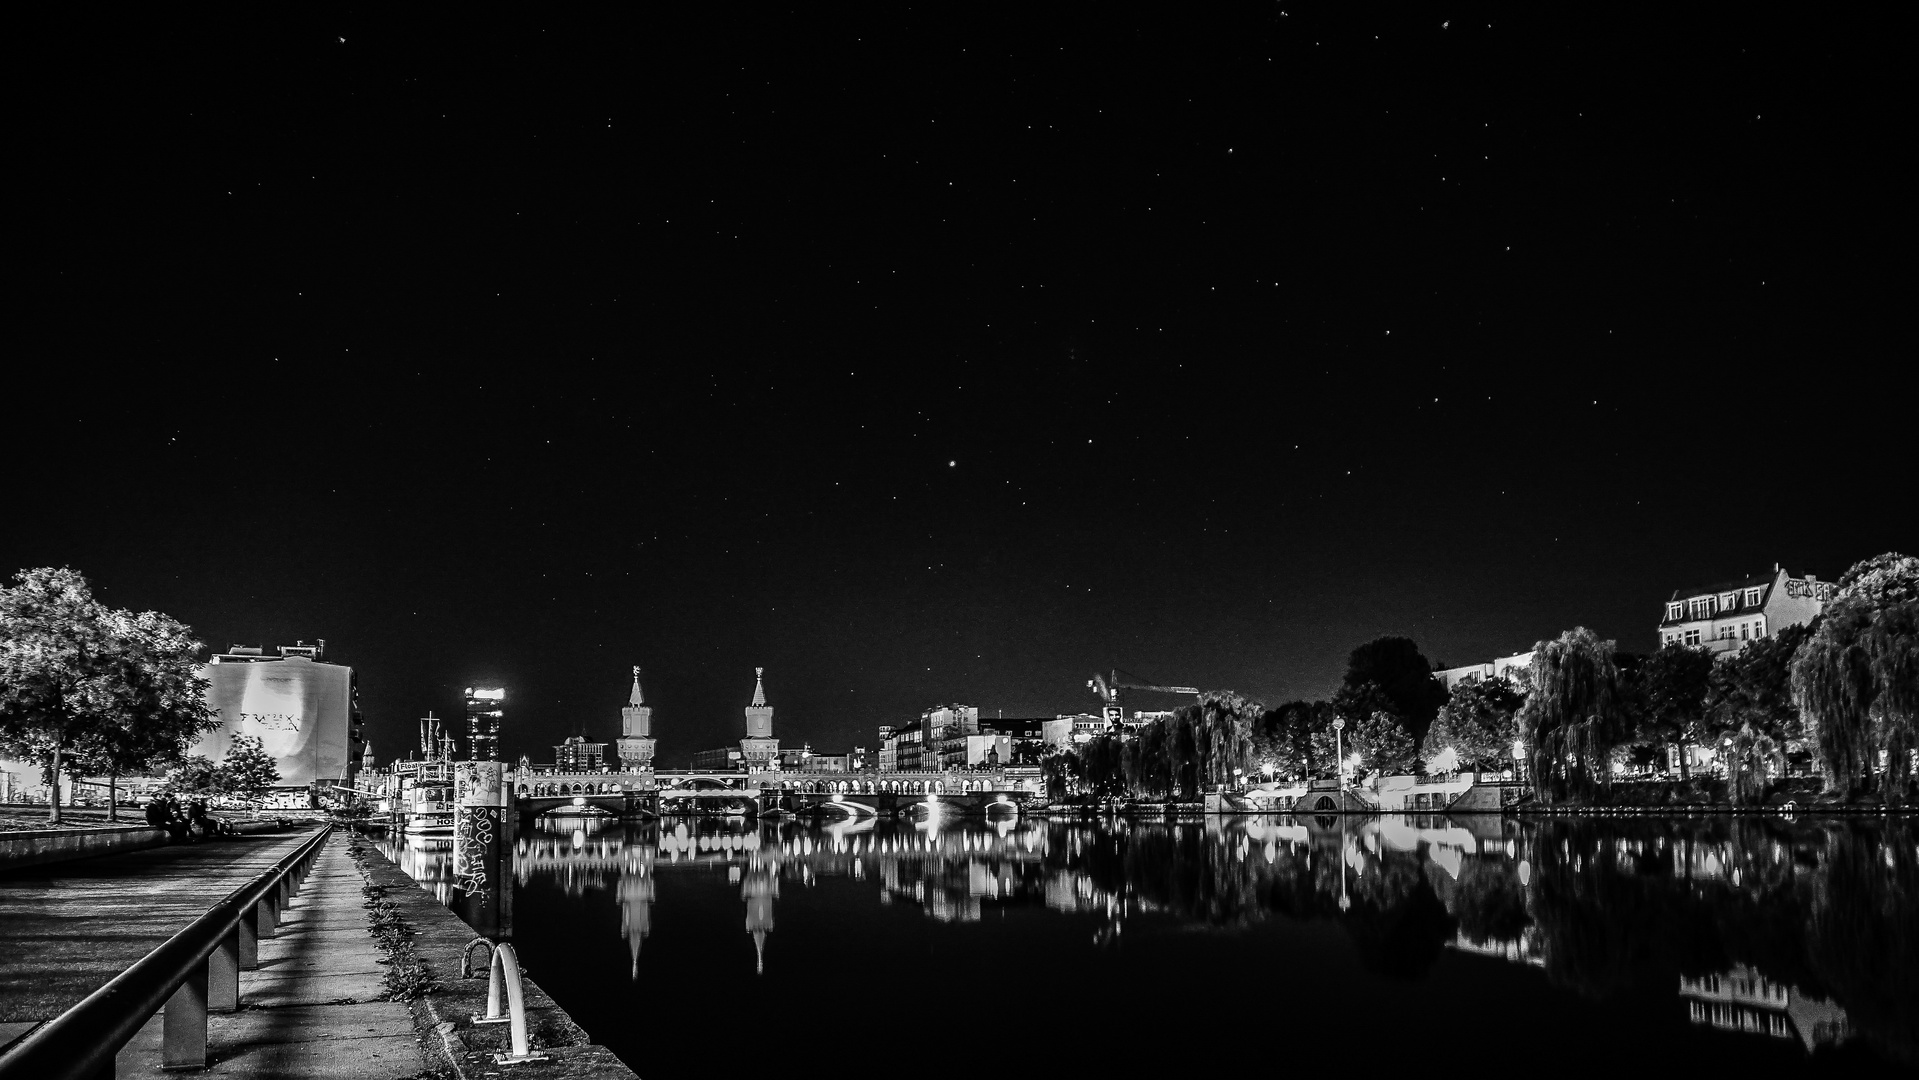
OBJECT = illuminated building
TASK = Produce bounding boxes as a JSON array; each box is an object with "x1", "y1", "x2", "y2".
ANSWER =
[
  {"x1": 192, "y1": 640, "x2": 362, "y2": 796},
  {"x1": 616, "y1": 667, "x2": 656, "y2": 771},
  {"x1": 553, "y1": 735, "x2": 607, "y2": 771},
  {"x1": 1658, "y1": 564, "x2": 1834, "y2": 654},
  {"x1": 1435, "y1": 651, "x2": 1537, "y2": 692},
  {"x1": 465, "y1": 686, "x2": 505, "y2": 761}
]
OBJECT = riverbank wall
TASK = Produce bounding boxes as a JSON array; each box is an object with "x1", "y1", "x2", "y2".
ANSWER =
[
  {"x1": 347, "y1": 832, "x2": 639, "y2": 1079},
  {"x1": 0, "y1": 824, "x2": 166, "y2": 870}
]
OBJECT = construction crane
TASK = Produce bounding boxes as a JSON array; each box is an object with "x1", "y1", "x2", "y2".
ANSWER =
[{"x1": 1088, "y1": 670, "x2": 1201, "y2": 707}]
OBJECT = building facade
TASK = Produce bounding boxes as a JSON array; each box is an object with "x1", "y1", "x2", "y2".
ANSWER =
[
  {"x1": 466, "y1": 686, "x2": 505, "y2": 761},
  {"x1": 1658, "y1": 564, "x2": 1834, "y2": 655},
  {"x1": 1435, "y1": 651, "x2": 1537, "y2": 692},
  {"x1": 553, "y1": 735, "x2": 607, "y2": 771}
]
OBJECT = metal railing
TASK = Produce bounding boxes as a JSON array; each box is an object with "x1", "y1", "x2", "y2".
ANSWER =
[{"x1": 0, "y1": 824, "x2": 333, "y2": 1080}]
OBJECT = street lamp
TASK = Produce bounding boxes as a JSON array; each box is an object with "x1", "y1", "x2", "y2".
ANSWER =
[{"x1": 1332, "y1": 717, "x2": 1346, "y2": 788}]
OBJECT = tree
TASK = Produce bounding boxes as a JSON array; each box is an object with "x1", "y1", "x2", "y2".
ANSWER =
[
  {"x1": 1519, "y1": 627, "x2": 1630, "y2": 804},
  {"x1": 61, "y1": 608, "x2": 217, "y2": 821},
  {"x1": 1194, "y1": 690, "x2": 1259, "y2": 790},
  {"x1": 1708, "y1": 622, "x2": 1813, "y2": 768},
  {"x1": 1424, "y1": 676, "x2": 1526, "y2": 773},
  {"x1": 217, "y1": 733, "x2": 281, "y2": 809},
  {"x1": 1629, "y1": 643, "x2": 1715, "y2": 779},
  {"x1": 1255, "y1": 700, "x2": 1331, "y2": 781},
  {"x1": 1350, "y1": 709, "x2": 1418, "y2": 778},
  {"x1": 161, "y1": 755, "x2": 223, "y2": 799},
  {"x1": 0, "y1": 568, "x2": 215, "y2": 823},
  {"x1": 1334, "y1": 681, "x2": 1418, "y2": 774},
  {"x1": 1791, "y1": 552, "x2": 1919, "y2": 800},
  {"x1": 1342, "y1": 637, "x2": 1449, "y2": 746}
]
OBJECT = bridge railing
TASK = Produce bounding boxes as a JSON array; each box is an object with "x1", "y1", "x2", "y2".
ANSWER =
[{"x1": 0, "y1": 824, "x2": 333, "y2": 1080}]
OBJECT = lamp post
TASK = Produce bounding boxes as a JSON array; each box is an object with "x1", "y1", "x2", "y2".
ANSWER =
[{"x1": 1332, "y1": 717, "x2": 1346, "y2": 789}]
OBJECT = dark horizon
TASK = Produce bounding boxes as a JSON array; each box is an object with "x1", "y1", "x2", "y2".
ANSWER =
[{"x1": 10, "y1": 8, "x2": 1909, "y2": 766}]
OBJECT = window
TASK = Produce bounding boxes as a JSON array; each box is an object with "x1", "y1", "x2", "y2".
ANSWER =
[
  {"x1": 1741, "y1": 623, "x2": 1750, "y2": 640},
  {"x1": 1746, "y1": 588, "x2": 1763, "y2": 606},
  {"x1": 1667, "y1": 602, "x2": 1684, "y2": 621},
  {"x1": 1690, "y1": 597, "x2": 1713, "y2": 618},
  {"x1": 1685, "y1": 629, "x2": 1702, "y2": 647},
  {"x1": 1720, "y1": 592, "x2": 1737, "y2": 610},
  {"x1": 1753, "y1": 618, "x2": 1765, "y2": 638}
]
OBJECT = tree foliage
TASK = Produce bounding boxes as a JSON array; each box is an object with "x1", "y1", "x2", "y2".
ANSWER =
[
  {"x1": 1709, "y1": 622, "x2": 1812, "y2": 746},
  {"x1": 1626, "y1": 643, "x2": 1715, "y2": 779},
  {"x1": 1791, "y1": 552, "x2": 1919, "y2": 800},
  {"x1": 1046, "y1": 690, "x2": 1263, "y2": 800},
  {"x1": 1519, "y1": 627, "x2": 1630, "y2": 804},
  {"x1": 0, "y1": 568, "x2": 215, "y2": 823},
  {"x1": 1424, "y1": 675, "x2": 1525, "y2": 773},
  {"x1": 1341, "y1": 637, "x2": 1448, "y2": 745},
  {"x1": 217, "y1": 733, "x2": 281, "y2": 805}
]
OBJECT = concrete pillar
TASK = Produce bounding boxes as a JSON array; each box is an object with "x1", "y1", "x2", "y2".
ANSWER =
[
  {"x1": 162, "y1": 964, "x2": 209, "y2": 1068},
  {"x1": 209, "y1": 927, "x2": 240, "y2": 1013}
]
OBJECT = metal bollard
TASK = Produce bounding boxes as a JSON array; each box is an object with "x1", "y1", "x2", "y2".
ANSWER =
[
  {"x1": 162, "y1": 962, "x2": 209, "y2": 1069},
  {"x1": 471, "y1": 943, "x2": 548, "y2": 1065}
]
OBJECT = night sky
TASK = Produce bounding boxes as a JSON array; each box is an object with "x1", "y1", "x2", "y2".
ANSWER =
[{"x1": 11, "y1": 8, "x2": 1909, "y2": 767}]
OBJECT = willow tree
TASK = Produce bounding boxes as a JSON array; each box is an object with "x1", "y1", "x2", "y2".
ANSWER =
[
  {"x1": 0, "y1": 568, "x2": 214, "y2": 823},
  {"x1": 1518, "y1": 627, "x2": 1629, "y2": 804},
  {"x1": 1791, "y1": 552, "x2": 1919, "y2": 800},
  {"x1": 1196, "y1": 690, "x2": 1260, "y2": 789}
]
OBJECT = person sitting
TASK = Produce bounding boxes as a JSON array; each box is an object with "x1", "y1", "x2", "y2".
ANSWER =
[
  {"x1": 186, "y1": 799, "x2": 210, "y2": 839},
  {"x1": 163, "y1": 798, "x2": 195, "y2": 842},
  {"x1": 143, "y1": 798, "x2": 169, "y2": 833}
]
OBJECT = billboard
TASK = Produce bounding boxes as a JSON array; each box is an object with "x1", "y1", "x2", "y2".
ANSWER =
[{"x1": 194, "y1": 657, "x2": 353, "y2": 786}]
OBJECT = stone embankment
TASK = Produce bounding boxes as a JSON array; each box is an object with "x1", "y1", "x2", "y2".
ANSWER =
[{"x1": 346, "y1": 831, "x2": 640, "y2": 1079}]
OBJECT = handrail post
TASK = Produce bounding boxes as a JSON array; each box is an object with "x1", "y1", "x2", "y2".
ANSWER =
[
  {"x1": 259, "y1": 890, "x2": 279, "y2": 938},
  {"x1": 238, "y1": 903, "x2": 259, "y2": 969},
  {"x1": 209, "y1": 926, "x2": 240, "y2": 1013},
  {"x1": 162, "y1": 964, "x2": 209, "y2": 1069}
]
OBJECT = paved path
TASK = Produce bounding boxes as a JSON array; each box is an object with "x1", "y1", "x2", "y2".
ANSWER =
[
  {"x1": 1, "y1": 830, "x2": 432, "y2": 1078},
  {"x1": 0, "y1": 830, "x2": 316, "y2": 1025}
]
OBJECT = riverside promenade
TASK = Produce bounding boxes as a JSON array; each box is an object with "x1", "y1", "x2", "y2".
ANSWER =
[{"x1": 0, "y1": 824, "x2": 637, "y2": 1079}]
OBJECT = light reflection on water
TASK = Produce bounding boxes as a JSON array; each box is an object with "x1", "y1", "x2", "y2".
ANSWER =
[{"x1": 378, "y1": 813, "x2": 1915, "y2": 1076}]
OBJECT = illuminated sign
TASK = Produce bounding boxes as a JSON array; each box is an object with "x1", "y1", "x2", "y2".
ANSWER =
[
  {"x1": 195, "y1": 657, "x2": 352, "y2": 785},
  {"x1": 466, "y1": 687, "x2": 506, "y2": 701}
]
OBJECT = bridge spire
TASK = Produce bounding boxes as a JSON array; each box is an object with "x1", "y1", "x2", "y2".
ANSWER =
[
  {"x1": 742, "y1": 667, "x2": 777, "y2": 769},
  {"x1": 618, "y1": 666, "x2": 656, "y2": 772}
]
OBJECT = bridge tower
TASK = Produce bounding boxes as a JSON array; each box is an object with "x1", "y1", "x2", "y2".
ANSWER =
[
  {"x1": 741, "y1": 667, "x2": 778, "y2": 771},
  {"x1": 616, "y1": 667, "x2": 656, "y2": 772}
]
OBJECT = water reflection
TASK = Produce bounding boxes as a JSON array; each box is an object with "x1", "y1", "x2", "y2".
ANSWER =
[{"x1": 381, "y1": 813, "x2": 1915, "y2": 1071}]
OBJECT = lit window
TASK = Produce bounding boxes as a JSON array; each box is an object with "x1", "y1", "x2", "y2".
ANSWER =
[
  {"x1": 1667, "y1": 602, "x2": 1684, "y2": 621},
  {"x1": 1745, "y1": 587, "x2": 1763, "y2": 606},
  {"x1": 1690, "y1": 597, "x2": 1712, "y2": 618},
  {"x1": 1720, "y1": 592, "x2": 1737, "y2": 610}
]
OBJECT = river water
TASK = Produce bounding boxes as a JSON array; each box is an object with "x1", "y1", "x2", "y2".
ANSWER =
[{"x1": 379, "y1": 812, "x2": 1916, "y2": 1076}]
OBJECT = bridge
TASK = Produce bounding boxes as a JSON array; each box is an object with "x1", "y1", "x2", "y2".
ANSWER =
[{"x1": 509, "y1": 767, "x2": 1042, "y2": 820}]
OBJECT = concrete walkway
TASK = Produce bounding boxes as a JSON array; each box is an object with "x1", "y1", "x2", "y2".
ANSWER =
[
  {"x1": 0, "y1": 830, "x2": 431, "y2": 1077},
  {"x1": 0, "y1": 829, "x2": 317, "y2": 1025}
]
